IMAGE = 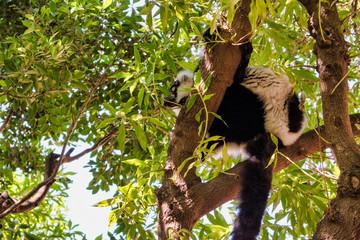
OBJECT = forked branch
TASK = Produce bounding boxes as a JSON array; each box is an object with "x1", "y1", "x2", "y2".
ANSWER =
[{"x1": 0, "y1": 127, "x2": 118, "y2": 220}]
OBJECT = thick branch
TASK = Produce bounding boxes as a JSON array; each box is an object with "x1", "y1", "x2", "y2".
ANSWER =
[
  {"x1": 0, "y1": 152, "x2": 61, "y2": 218},
  {"x1": 188, "y1": 113, "x2": 360, "y2": 221}
]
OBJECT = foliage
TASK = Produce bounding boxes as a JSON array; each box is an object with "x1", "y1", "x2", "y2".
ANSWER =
[
  {"x1": 0, "y1": 0, "x2": 359, "y2": 239},
  {"x1": 0, "y1": 171, "x2": 85, "y2": 239}
]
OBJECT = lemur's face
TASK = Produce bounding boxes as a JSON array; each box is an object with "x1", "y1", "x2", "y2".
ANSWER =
[{"x1": 164, "y1": 70, "x2": 194, "y2": 108}]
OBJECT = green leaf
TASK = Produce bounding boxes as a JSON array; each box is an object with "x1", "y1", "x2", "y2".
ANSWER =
[
  {"x1": 138, "y1": 87, "x2": 145, "y2": 108},
  {"x1": 4, "y1": 59, "x2": 19, "y2": 73},
  {"x1": 25, "y1": 14, "x2": 34, "y2": 20},
  {"x1": 71, "y1": 81, "x2": 88, "y2": 91},
  {"x1": 214, "y1": 209, "x2": 228, "y2": 227},
  {"x1": 149, "y1": 117, "x2": 167, "y2": 129},
  {"x1": 19, "y1": 224, "x2": 30, "y2": 229},
  {"x1": 211, "y1": 112, "x2": 228, "y2": 127},
  {"x1": 177, "y1": 61, "x2": 197, "y2": 72},
  {"x1": 194, "y1": 70, "x2": 201, "y2": 86},
  {"x1": 227, "y1": 0, "x2": 238, "y2": 25},
  {"x1": 50, "y1": 1, "x2": 56, "y2": 14},
  {"x1": 174, "y1": 8, "x2": 184, "y2": 21},
  {"x1": 134, "y1": 46, "x2": 140, "y2": 71},
  {"x1": 207, "y1": 213, "x2": 217, "y2": 225},
  {"x1": 221, "y1": 142, "x2": 229, "y2": 162},
  {"x1": 270, "y1": 133, "x2": 279, "y2": 146},
  {"x1": 146, "y1": 12, "x2": 153, "y2": 30},
  {"x1": 195, "y1": 108, "x2": 203, "y2": 122},
  {"x1": 22, "y1": 20, "x2": 33, "y2": 29},
  {"x1": 103, "y1": 0, "x2": 112, "y2": 9},
  {"x1": 93, "y1": 198, "x2": 117, "y2": 207},
  {"x1": 139, "y1": 3, "x2": 154, "y2": 15},
  {"x1": 50, "y1": 116, "x2": 61, "y2": 126},
  {"x1": 190, "y1": 22, "x2": 202, "y2": 38},
  {"x1": 172, "y1": 25, "x2": 180, "y2": 47},
  {"x1": 122, "y1": 158, "x2": 146, "y2": 167},
  {"x1": 118, "y1": 123, "x2": 126, "y2": 152},
  {"x1": 97, "y1": 117, "x2": 117, "y2": 129},
  {"x1": 154, "y1": 73, "x2": 171, "y2": 80},
  {"x1": 202, "y1": 93, "x2": 214, "y2": 102},
  {"x1": 132, "y1": 122, "x2": 147, "y2": 151},
  {"x1": 311, "y1": 196, "x2": 328, "y2": 212},
  {"x1": 204, "y1": 72, "x2": 213, "y2": 92},
  {"x1": 177, "y1": 157, "x2": 192, "y2": 174},
  {"x1": 103, "y1": 103, "x2": 116, "y2": 115},
  {"x1": 110, "y1": 71, "x2": 133, "y2": 79},
  {"x1": 164, "y1": 52, "x2": 177, "y2": 73},
  {"x1": 160, "y1": 6, "x2": 168, "y2": 33},
  {"x1": 124, "y1": 97, "x2": 135, "y2": 114},
  {"x1": 23, "y1": 232, "x2": 41, "y2": 240},
  {"x1": 186, "y1": 94, "x2": 197, "y2": 113}
]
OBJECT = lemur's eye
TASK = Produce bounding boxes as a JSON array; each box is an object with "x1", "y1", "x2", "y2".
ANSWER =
[{"x1": 171, "y1": 86, "x2": 176, "y2": 93}]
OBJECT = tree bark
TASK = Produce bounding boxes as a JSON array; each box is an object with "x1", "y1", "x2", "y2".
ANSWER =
[
  {"x1": 298, "y1": 0, "x2": 360, "y2": 239},
  {"x1": 155, "y1": 1, "x2": 252, "y2": 239}
]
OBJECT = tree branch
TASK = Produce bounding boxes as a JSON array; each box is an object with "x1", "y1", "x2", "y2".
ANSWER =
[
  {"x1": 0, "y1": 127, "x2": 118, "y2": 220},
  {"x1": 0, "y1": 150, "x2": 71, "y2": 219},
  {"x1": 188, "y1": 113, "x2": 360, "y2": 221},
  {"x1": 65, "y1": 127, "x2": 119, "y2": 163},
  {"x1": 0, "y1": 106, "x2": 13, "y2": 133}
]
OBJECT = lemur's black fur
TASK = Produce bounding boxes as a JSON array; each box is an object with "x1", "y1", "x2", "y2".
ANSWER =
[{"x1": 165, "y1": 27, "x2": 305, "y2": 240}]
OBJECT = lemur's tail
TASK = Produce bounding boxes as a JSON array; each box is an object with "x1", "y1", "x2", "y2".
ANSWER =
[{"x1": 232, "y1": 134, "x2": 275, "y2": 240}]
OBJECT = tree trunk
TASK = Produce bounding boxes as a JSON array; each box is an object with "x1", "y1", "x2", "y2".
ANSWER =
[
  {"x1": 298, "y1": 0, "x2": 360, "y2": 239},
  {"x1": 155, "y1": 1, "x2": 253, "y2": 239}
]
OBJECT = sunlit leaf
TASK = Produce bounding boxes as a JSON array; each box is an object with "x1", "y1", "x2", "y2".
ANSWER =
[
  {"x1": 103, "y1": 0, "x2": 112, "y2": 9},
  {"x1": 122, "y1": 159, "x2": 146, "y2": 167}
]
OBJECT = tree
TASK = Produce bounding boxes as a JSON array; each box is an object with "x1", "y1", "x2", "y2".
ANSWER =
[{"x1": 0, "y1": 0, "x2": 360, "y2": 239}]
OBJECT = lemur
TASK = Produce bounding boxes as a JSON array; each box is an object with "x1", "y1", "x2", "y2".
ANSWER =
[{"x1": 164, "y1": 27, "x2": 306, "y2": 240}]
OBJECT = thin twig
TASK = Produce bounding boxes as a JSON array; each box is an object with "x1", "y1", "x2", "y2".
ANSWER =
[
  {"x1": 342, "y1": 5, "x2": 360, "y2": 23},
  {"x1": 66, "y1": 127, "x2": 119, "y2": 163},
  {"x1": 0, "y1": 107, "x2": 13, "y2": 134}
]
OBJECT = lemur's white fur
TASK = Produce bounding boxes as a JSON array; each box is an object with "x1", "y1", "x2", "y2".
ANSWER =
[
  {"x1": 174, "y1": 69, "x2": 193, "y2": 102},
  {"x1": 173, "y1": 67, "x2": 306, "y2": 146},
  {"x1": 210, "y1": 142, "x2": 250, "y2": 161},
  {"x1": 242, "y1": 67, "x2": 306, "y2": 146}
]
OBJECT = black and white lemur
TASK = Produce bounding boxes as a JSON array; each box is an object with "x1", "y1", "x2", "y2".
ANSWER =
[{"x1": 164, "y1": 28, "x2": 306, "y2": 240}]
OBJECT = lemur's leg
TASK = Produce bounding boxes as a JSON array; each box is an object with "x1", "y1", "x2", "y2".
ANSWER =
[{"x1": 232, "y1": 133, "x2": 275, "y2": 240}]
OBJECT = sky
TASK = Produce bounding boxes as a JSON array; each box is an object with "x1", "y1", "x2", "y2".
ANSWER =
[{"x1": 63, "y1": 145, "x2": 116, "y2": 239}]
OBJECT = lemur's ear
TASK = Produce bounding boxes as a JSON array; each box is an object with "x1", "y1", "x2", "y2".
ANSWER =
[
  {"x1": 177, "y1": 69, "x2": 193, "y2": 83},
  {"x1": 182, "y1": 74, "x2": 192, "y2": 82}
]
